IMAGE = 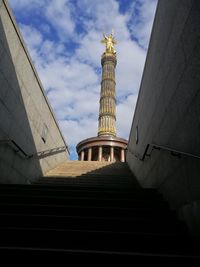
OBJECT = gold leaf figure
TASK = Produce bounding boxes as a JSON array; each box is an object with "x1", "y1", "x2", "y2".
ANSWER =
[{"x1": 101, "y1": 31, "x2": 117, "y2": 54}]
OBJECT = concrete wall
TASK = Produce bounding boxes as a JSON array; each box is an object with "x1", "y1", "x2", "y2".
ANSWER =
[
  {"x1": 127, "y1": 0, "x2": 200, "y2": 235},
  {"x1": 0, "y1": 0, "x2": 69, "y2": 183}
]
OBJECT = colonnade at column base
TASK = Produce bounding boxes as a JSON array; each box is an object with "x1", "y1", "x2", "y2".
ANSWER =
[{"x1": 76, "y1": 136, "x2": 127, "y2": 162}]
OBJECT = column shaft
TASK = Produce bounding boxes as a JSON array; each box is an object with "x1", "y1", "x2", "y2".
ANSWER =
[
  {"x1": 98, "y1": 146, "x2": 102, "y2": 161},
  {"x1": 110, "y1": 146, "x2": 114, "y2": 162},
  {"x1": 120, "y1": 148, "x2": 125, "y2": 162},
  {"x1": 80, "y1": 150, "x2": 84, "y2": 161},
  {"x1": 87, "y1": 148, "x2": 92, "y2": 161},
  {"x1": 98, "y1": 53, "x2": 117, "y2": 137}
]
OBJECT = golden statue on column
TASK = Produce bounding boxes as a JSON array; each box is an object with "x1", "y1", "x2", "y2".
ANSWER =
[
  {"x1": 101, "y1": 31, "x2": 117, "y2": 54},
  {"x1": 76, "y1": 31, "x2": 128, "y2": 162}
]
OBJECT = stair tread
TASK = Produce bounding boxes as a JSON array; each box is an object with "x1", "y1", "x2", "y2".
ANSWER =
[{"x1": 0, "y1": 227, "x2": 198, "y2": 257}]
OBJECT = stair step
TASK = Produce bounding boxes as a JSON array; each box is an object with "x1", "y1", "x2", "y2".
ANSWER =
[
  {"x1": 32, "y1": 183, "x2": 137, "y2": 189},
  {"x1": 36, "y1": 178, "x2": 132, "y2": 184},
  {"x1": 0, "y1": 183, "x2": 160, "y2": 196},
  {"x1": 0, "y1": 184, "x2": 161, "y2": 195},
  {"x1": 0, "y1": 203, "x2": 176, "y2": 218},
  {"x1": 0, "y1": 184, "x2": 158, "y2": 195},
  {"x1": 0, "y1": 190, "x2": 163, "y2": 200},
  {"x1": 0, "y1": 195, "x2": 169, "y2": 208},
  {"x1": 0, "y1": 213, "x2": 186, "y2": 234},
  {"x1": 44, "y1": 161, "x2": 134, "y2": 177},
  {"x1": 0, "y1": 227, "x2": 198, "y2": 257}
]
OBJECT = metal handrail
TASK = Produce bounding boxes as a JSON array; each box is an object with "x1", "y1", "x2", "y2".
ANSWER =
[
  {"x1": 34, "y1": 146, "x2": 67, "y2": 159},
  {"x1": 0, "y1": 139, "x2": 68, "y2": 159},
  {"x1": 128, "y1": 143, "x2": 200, "y2": 161},
  {"x1": 0, "y1": 139, "x2": 30, "y2": 158}
]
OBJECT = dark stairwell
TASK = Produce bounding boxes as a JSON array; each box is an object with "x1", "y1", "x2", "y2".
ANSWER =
[{"x1": 0, "y1": 161, "x2": 199, "y2": 260}]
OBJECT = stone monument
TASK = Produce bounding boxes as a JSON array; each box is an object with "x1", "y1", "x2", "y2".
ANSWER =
[{"x1": 76, "y1": 32, "x2": 127, "y2": 161}]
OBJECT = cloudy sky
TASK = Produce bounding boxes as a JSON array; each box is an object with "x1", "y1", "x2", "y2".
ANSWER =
[{"x1": 8, "y1": 0, "x2": 157, "y2": 159}]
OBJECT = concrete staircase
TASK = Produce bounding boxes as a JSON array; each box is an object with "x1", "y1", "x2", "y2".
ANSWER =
[
  {"x1": 44, "y1": 161, "x2": 134, "y2": 177},
  {"x1": 0, "y1": 161, "x2": 199, "y2": 260}
]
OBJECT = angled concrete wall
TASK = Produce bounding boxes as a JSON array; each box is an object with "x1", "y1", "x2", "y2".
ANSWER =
[
  {"x1": 0, "y1": 0, "x2": 69, "y2": 183},
  {"x1": 127, "y1": 0, "x2": 200, "y2": 235}
]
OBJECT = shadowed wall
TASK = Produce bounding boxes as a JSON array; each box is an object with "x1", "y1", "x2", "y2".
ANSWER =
[{"x1": 127, "y1": 0, "x2": 200, "y2": 235}]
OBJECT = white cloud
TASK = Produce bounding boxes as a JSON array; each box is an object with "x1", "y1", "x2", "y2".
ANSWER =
[
  {"x1": 19, "y1": 24, "x2": 43, "y2": 49},
  {"x1": 75, "y1": 30, "x2": 103, "y2": 67},
  {"x1": 45, "y1": 0, "x2": 76, "y2": 40},
  {"x1": 128, "y1": 0, "x2": 158, "y2": 49},
  {"x1": 117, "y1": 40, "x2": 146, "y2": 97},
  {"x1": 48, "y1": 87, "x2": 99, "y2": 120},
  {"x1": 59, "y1": 118, "x2": 98, "y2": 147},
  {"x1": 117, "y1": 94, "x2": 138, "y2": 139},
  {"x1": 9, "y1": 0, "x2": 76, "y2": 40},
  {"x1": 77, "y1": 0, "x2": 129, "y2": 38},
  {"x1": 39, "y1": 59, "x2": 98, "y2": 91}
]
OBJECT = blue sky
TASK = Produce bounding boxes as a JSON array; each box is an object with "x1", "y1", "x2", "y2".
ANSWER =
[{"x1": 8, "y1": 0, "x2": 157, "y2": 160}]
